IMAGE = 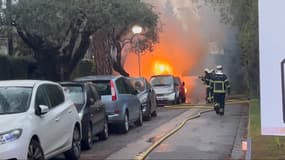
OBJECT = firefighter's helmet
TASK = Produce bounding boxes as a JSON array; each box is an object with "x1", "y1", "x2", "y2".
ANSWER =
[
  {"x1": 216, "y1": 65, "x2": 223, "y2": 71},
  {"x1": 204, "y1": 68, "x2": 210, "y2": 73}
]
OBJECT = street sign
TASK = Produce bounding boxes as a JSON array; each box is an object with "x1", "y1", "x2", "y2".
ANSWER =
[
  {"x1": 259, "y1": 0, "x2": 285, "y2": 136},
  {"x1": 208, "y1": 42, "x2": 224, "y2": 55}
]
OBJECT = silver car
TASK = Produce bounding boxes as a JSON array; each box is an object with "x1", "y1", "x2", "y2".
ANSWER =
[
  {"x1": 75, "y1": 76, "x2": 143, "y2": 133},
  {"x1": 150, "y1": 75, "x2": 180, "y2": 105}
]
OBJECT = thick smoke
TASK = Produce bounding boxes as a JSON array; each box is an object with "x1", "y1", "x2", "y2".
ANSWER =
[{"x1": 124, "y1": 0, "x2": 244, "y2": 102}]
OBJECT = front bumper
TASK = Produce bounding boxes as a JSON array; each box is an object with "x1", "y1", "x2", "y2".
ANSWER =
[
  {"x1": 156, "y1": 92, "x2": 176, "y2": 104},
  {"x1": 0, "y1": 138, "x2": 28, "y2": 160}
]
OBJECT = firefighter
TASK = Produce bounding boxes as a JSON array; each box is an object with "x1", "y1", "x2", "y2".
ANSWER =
[
  {"x1": 200, "y1": 68, "x2": 212, "y2": 103},
  {"x1": 210, "y1": 65, "x2": 230, "y2": 115}
]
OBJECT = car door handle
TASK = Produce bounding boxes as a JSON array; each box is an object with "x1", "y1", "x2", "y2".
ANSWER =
[
  {"x1": 55, "y1": 117, "x2": 61, "y2": 122},
  {"x1": 68, "y1": 109, "x2": 73, "y2": 113}
]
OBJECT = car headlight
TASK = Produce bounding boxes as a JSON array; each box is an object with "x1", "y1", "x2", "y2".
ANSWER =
[{"x1": 0, "y1": 129, "x2": 22, "y2": 145}]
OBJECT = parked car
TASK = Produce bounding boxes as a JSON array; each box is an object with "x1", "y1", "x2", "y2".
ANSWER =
[
  {"x1": 129, "y1": 77, "x2": 157, "y2": 121},
  {"x1": 0, "y1": 80, "x2": 82, "y2": 160},
  {"x1": 150, "y1": 74, "x2": 180, "y2": 105},
  {"x1": 60, "y1": 81, "x2": 109, "y2": 150},
  {"x1": 174, "y1": 76, "x2": 186, "y2": 103},
  {"x1": 75, "y1": 75, "x2": 143, "y2": 133}
]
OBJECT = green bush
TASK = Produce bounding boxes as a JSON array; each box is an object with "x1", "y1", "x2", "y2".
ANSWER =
[{"x1": 71, "y1": 60, "x2": 95, "y2": 79}]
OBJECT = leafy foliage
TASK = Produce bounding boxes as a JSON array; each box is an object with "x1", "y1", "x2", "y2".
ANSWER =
[
  {"x1": 204, "y1": 0, "x2": 259, "y2": 97},
  {"x1": 3, "y1": 0, "x2": 159, "y2": 80}
]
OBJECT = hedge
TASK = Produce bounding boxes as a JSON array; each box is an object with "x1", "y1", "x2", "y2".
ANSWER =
[{"x1": 0, "y1": 55, "x2": 37, "y2": 80}]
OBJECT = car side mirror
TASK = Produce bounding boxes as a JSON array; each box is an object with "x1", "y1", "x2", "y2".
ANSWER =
[
  {"x1": 36, "y1": 105, "x2": 49, "y2": 115},
  {"x1": 88, "y1": 98, "x2": 95, "y2": 105},
  {"x1": 182, "y1": 82, "x2": 185, "y2": 86}
]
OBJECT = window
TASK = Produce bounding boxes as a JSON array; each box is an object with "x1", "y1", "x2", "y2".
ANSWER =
[
  {"x1": 0, "y1": 87, "x2": 32, "y2": 114},
  {"x1": 93, "y1": 80, "x2": 111, "y2": 96},
  {"x1": 124, "y1": 78, "x2": 137, "y2": 94},
  {"x1": 89, "y1": 84, "x2": 100, "y2": 100},
  {"x1": 35, "y1": 85, "x2": 51, "y2": 108},
  {"x1": 46, "y1": 84, "x2": 64, "y2": 108},
  {"x1": 116, "y1": 78, "x2": 128, "y2": 94}
]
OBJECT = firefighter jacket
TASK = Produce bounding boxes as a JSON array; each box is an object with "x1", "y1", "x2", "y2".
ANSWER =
[
  {"x1": 210, "y1": 71, "x2": 230, "y2": 94},
  {"x1": 201, "y1": 73, "x2": 211, "y2": 87}
]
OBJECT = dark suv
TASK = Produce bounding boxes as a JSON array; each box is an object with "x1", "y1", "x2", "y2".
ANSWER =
[{"x1": 61, "y1": 82, "x2": 109, "y2": 150}]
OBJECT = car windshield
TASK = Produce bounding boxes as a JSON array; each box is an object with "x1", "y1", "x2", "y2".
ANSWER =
[
  {"x1": 93, "y1": 81, "x2": 111, "y2": 96},
  {"x1": 130, "y1": 79, "x2": 146, "y2": 92},
  {"x1": 0, "y1": 87, "x2": 32, "y2": 114},
  {"x1": 150, "y1": 76, "x2": 173, "y2": 87},
  {"x1": 62, "y1": 86, "x2": 85, "y2": 111}
]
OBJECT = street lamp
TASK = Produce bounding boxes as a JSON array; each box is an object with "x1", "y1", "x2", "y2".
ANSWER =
[{"x1": 131, "y1": 25, "x2": 143, "y2": 77}]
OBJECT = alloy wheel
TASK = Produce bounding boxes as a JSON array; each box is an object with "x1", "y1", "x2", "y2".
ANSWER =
[{"x1": 27, "y1": 140, "x2": 44, "y2": 160}]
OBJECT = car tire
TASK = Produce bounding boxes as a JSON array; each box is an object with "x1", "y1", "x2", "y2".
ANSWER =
[
  {"x1": 64, "y1": 126, "x2": 81, "y2": 160},
  {"x1": 99, "y1": 118, "x2": 109, "y2": 140},
  {"x1": 144, "y1": 103, "x2": 152, "y2": 121},
  {"x1": 82, "y1": 123, "x2": 93, "y2": 150},
  {"x1": 27, "y1": 139, "x2": 44, "y2": 160},
  {"x1": 120, "y1": 113, "x2": 129, "y2": 134},
  {"x1": 151, "y1": 110, "x2": 157, "y2": 117},
  {"x1": 135, "y1": 109, "x2": 143, "y2": 126}
]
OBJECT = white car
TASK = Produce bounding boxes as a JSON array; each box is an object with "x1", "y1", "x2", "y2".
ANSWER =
[{"x1": 0, "y1": 80, "x2": 82, "y2": 160}]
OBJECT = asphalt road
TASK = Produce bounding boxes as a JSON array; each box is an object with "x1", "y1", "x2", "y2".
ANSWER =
[
  {"x1": 147, "y1": 104, "x2": 249, "y2": 160},
  {"x1": 52, "y1": 107, "x2": 188, "y2": 160}
]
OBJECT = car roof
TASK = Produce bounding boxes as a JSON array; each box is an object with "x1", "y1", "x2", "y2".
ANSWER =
[
  {"x1": 0, "y1": 80, "x2": 47, "y2": 87},
  {"x1": 75, "y1": 75, "x2": 122, "y2": 81},
  {"x1": 151, "y1": 74, "x2": 174, "y2": 78},
  {"x1": 60, "y1": 81, "x2": 87, "y2": 86}
]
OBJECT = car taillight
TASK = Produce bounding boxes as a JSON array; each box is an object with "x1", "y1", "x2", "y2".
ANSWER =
[{"x1": 110, "y1": 80, "x2": 117, "y2": 101}]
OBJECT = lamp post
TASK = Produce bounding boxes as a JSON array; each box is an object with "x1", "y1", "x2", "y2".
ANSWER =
[{"x1": 131, "y1": 25, "x2": 143, "y2": 77}]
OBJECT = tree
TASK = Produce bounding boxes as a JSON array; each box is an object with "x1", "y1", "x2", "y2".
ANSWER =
[
  {"x1": 203, "y1": 0, "x2": 259, "y2": 97},
  {"x1": 89, "y1": 0, "x2": 159, "y2": 76},
  {"x1": 6, "y1": 0, "x2": 159, "y2": 80}
]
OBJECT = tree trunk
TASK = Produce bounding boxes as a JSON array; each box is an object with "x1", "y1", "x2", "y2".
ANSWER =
[{"x1": 91, "y1": 31, "x2": 113, "y2": 75}]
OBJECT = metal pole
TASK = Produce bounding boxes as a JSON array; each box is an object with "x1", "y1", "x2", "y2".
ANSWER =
[{"x1": 138, "y1": 52, "x2": 141, "y2": 77}]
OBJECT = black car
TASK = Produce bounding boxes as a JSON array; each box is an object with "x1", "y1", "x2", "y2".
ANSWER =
[
  {"x1": 60, "y1": 82, "x2": 109, "y2": 150},
  {"x1": 129, "y1": 77, "x2": 157, "y2": 121}
]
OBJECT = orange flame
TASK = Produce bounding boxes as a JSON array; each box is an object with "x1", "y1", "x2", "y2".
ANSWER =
[{"x1": 153, "y1": 61, "x2": 173, "y2": 75}]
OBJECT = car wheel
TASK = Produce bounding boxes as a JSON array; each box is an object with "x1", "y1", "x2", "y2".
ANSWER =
[
  {"x1": 99, "y1": 118, "x2": 109, "y2": 140},
  {"x1": 135, "y1": 109, "x2": 143, "y2": 126},
  {"x1": 144, "y1": 103, "x2": 152, "y2": 121},
  {"x1": 65, "y1": 126, "x2": 81, "y2": 160},
  {"x1": 120, "y1": 113, "x2": 129, "y2": 134},
  {"x1": 151, "y1": 110, "x2": 157, "y2": 117},
  {"x1": 82, "y1": 124, "x2": 93, "y2": 150},
  {"x1": 27, "y1": 139, "x2": 44, "y2": 160}
]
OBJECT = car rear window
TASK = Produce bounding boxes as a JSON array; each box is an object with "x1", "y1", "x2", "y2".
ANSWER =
[
  {"x1": 129, "y1": 78, "x2": 146, "y2": 92},
  {"x1": 93, "y1": 80, "x2": 111, "y2": 96},
  {"x1": 62, "y1": 85, "x2": 85, "y2": 111}
]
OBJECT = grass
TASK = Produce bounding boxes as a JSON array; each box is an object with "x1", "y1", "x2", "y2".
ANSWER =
[{"x1": 250, "y1": 99, "x2": 285, "y2": 159}]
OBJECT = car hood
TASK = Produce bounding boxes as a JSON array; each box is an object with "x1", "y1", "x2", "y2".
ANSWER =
[
  {"x1": 0, "y1": 113, "x2": 28, "y2": 133},
  {"x1": 152, "y1": 86, "x2": 174, "y2": 94}
]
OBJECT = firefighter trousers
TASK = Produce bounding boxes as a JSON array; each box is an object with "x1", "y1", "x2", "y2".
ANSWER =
[{"x1": 213, "y1": 93, "x2": 225, "y2": 115}]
